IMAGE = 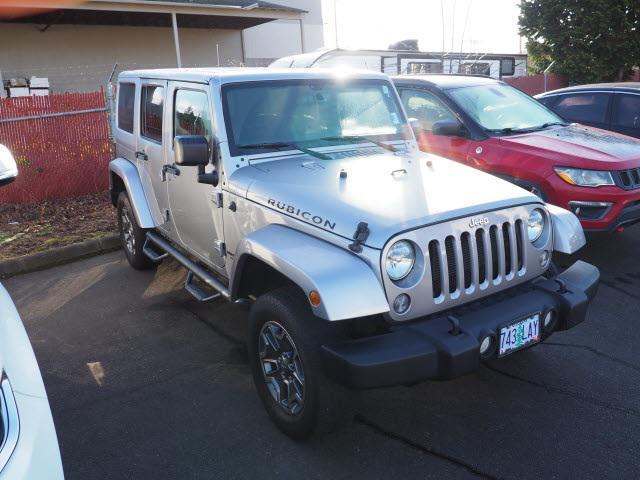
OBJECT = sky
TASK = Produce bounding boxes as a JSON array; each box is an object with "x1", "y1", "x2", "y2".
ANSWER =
[{"x1": 321, "y1": 0, "x2": 523, "y2": 54}]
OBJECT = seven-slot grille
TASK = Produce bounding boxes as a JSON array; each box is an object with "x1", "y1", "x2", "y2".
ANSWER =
[
  {"x1": 427, "y1": 220, "x2": 526, "y2": 302},
  {"x1": 614, "y1": 168, "x2": 640, "y2": 190}
]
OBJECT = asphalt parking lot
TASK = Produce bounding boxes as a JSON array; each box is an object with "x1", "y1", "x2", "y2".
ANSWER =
[{"x1": 5, "y1": 227, "x2": 640, "y2": 480}]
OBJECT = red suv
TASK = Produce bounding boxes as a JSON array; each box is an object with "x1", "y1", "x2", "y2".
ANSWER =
[{"x1": 393, "y1": 75, "x2": 640, "y2": 232}]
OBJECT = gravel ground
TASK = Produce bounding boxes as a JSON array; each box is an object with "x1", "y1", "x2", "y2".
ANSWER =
[{"x1": 0, "y1": 192, "x2": 116, "y2": 260}]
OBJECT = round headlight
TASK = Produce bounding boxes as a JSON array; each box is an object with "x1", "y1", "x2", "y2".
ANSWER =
[
  {"x1": 386, "y1": 240, "x2": 415, "y2": 281},
  {"x1": 527, "y1": 209, "x2": 545, "y2": 242}
]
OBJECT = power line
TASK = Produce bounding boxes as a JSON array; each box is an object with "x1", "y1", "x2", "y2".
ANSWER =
[{"x1": 459, "y1": 0, "x2": 473, "y2": 53}]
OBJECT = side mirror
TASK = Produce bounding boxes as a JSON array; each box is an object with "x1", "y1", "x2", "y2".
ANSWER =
[
  {"x1": 0, "y1": 144, "x2": 18, "y2": 187},
  {"x1": 432, "y1": 119, "x2": 466, "y2": 137},
  {"x1": 174, "y1": 135, "x2": 210, "y2": 166}
]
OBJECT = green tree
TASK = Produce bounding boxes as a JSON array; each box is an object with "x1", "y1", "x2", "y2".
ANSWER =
[
  {"x1": 389, "y1": 39, "x2": 419, "y2": 51},
  {"x1": 519, "y1": 0, "x2": 640, "y2": 83}
]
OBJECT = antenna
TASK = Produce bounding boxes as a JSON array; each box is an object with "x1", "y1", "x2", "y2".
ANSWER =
[
  {"x1": 459, "y1": 0, "x2": 472, "y2": 53},
  {"x1": 334, "y1": 0, "x2": 339, "y2": 48},
  {"x1": 440, "y1": 0, "x2": 445, "y2": 68}
]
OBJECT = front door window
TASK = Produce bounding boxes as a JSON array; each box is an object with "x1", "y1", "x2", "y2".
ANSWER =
[
  {"x1": 611, "y1": 94, "x2": 640, "y2": 137},
  {"x1": 399, "y1": 88, "x2": 471, "y2": 163},
  {"x1": 552, "y1": 93, "x2": 610, "y2": 127},
  {"x1": 399, "y1": 89, "x2": 457, "y2": 132},
  {"x1": 174, "y1": 90, "x2": 213, "y2": 143}
]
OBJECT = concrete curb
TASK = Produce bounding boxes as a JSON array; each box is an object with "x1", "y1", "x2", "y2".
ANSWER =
[{"x1": 0, "y1": 234, "x2": 121, "y2": 279}]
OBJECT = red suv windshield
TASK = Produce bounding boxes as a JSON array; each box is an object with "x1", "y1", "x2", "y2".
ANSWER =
[{"x1": 448, "y1": 83, "x2": 564, "y2": 132}]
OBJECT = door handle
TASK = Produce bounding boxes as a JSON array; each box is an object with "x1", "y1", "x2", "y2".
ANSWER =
[
  {"x1": 135, "y1": 151, "x2": 148, "y2": 161},
  {"x1": 162, "y1": 164, "x2": 181, "y2": 177}
]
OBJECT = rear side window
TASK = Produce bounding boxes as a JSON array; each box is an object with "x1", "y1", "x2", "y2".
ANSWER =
[
  {"x1": 612, "y1": 94, "x2": 640, "y2": 128},
  {"x1": 141, "y1": 85, "x2": 164, "y2": 142},
  {"x1": 174, "y1": 90, "x2": 212, "y2": 143},
  {"x1": 117, "y1": 82, "x2": 135, "y2": 133},
  {"x1": 553, "y1": 93, "x2": 610, "y2": 124}
]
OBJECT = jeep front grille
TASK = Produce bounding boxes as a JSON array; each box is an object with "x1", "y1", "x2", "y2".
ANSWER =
[
  {"x1": 427, "y1": 220, "x2": 525, "y2": 303},
  {"x1": 381, "y1": 204, "x2": 552, "y2": 321},
  {"x1": 614, "y1": 168, "x2": 640, "y2": 190}
]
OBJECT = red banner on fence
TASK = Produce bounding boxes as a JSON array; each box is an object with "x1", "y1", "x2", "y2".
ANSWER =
[{"x1": 0, "y1": 90, "x2": 113, "y2": 204}]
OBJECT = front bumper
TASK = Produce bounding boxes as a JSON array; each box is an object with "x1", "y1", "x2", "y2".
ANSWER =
[
  {"x1": 0, "y1": 284, "x2": 63, "y2": 479},
  {"x1": 0, "y1": 385, "x2": 64, "y2": 480},
  {"x1": 585, "y1": 200, "x2": 640, "y2": 232},
  {"x1": 543, "y1": 173, "x2": 640, "y2": 231},
  {"x1": 322, "y1": 260, "x2": 599, "y2": 389}
]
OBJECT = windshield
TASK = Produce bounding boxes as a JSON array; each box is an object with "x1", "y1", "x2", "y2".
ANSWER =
[
  {"x1": 222, "y1": 79, "x2": 411, "y2": 156},
  {"x1": 447, "y1": 83, "x2": 565, "y2": 133}
]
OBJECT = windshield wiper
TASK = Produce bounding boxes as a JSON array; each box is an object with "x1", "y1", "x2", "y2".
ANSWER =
[
  {"x1": 318, "y1": 135, "x2": 398, "y2": 152},
  {"x1": 489, "y1": 121, "x2": 569, "y2": 135},
  {"x1": 537, "y1": 121, "x2": 569, "y2": 129},
  {"x1": 236, "y1": 142, "x2": 331, "y2": 160},
  {"x1": 487, "y1": 127, "x2": 535, "y2": 134}
]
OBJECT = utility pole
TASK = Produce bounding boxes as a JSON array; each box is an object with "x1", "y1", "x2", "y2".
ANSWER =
[{"x1": 171, "y1": 12, "x2": 182, "y2": 68}]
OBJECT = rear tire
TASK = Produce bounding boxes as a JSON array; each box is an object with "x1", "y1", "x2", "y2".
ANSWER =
[
  {"x1": 248, "y1": 286, "x2": 358, "y2": 439},
  {"x1": 117, "y1": 192, "x2": 155, "y2": 270}
]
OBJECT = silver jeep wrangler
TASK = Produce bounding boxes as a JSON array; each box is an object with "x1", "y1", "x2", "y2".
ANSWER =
[{"x1": 109, "y1": 68, "x2": 599, "y2": 439}]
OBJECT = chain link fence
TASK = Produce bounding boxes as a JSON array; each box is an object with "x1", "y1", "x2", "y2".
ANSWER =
[{"x1": 0, "y1": 89, "x2": 113, "y2": 204}]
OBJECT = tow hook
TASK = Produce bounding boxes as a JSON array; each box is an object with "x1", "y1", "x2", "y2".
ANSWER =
[
  {"x1": 553, "y1": 278, "x2": 569, "y2": 294},
  {"x1": 447, "y1": 315, "x2": 461, "y2": 336}
]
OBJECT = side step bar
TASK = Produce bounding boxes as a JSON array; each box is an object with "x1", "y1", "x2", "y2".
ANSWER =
[
  {"x1": 144, "y1": 232, "x2": 230, "y2": 301},
  {"x1": 142, "y1": 240, "x2": 169, "y2": 263},
  {"x1": 184, "y1": 272, "x2": 221, "y2": 302}
]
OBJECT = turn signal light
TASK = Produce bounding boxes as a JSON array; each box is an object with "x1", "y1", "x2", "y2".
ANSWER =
[
  {"x1": 556, "y1": 171, "x2": 576, "y2": 185},
  {"x1": 309, "y1": 290, "x2": 321, "y2": 307}
]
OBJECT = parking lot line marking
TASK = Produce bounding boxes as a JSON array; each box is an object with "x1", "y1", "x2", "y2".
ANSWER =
[{"x1": 87, "y1": 361, "x2": 105, "y2": 387}]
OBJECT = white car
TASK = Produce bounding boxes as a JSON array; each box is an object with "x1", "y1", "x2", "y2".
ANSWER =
[
  {"x1": 0, "y1": 145, "x2": 17, "y2": 187},
  {"x1": 0, "y1": 147, "x2": 64, "y2": 478}
]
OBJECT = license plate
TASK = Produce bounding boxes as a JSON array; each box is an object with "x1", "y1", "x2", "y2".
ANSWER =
[{"x1": 499, "y1": 314, "x2": 540, "y2": 357}]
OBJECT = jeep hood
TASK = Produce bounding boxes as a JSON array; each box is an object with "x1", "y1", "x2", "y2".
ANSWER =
[
  {"x1": 229, "y1": 151, "x2": 537, "y2": 249},
  {"x1": 499, "y1": 124, "x2": 640, "y2": 166}
]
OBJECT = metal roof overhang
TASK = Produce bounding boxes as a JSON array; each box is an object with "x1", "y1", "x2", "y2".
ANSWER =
[{"x1": 2, "y1": 0, "x2": 304, "y2": 29}]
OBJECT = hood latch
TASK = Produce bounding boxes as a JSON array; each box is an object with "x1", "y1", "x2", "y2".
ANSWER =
[{"x1": 348, "y1": 222, "x2": 370, "y2": 253}]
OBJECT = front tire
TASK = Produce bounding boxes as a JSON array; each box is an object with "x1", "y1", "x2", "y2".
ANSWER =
[
  {"x1": 116, "y1": 192, "x2": 154, "y2": 270},
  {"x1": 248, "y1": 287, "x2": 357, "y2": 439}
]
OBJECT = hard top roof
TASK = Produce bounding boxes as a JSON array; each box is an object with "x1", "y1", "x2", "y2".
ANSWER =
[
  {"x1": 119, "y1": 67, "x2": 390, "y2": 84},
  {"x1": 393, "y1": 74, "x2": 501, "y2": 90},
  {"x1": 540, "y1": 82, "x2": 640, "y2": 96}
]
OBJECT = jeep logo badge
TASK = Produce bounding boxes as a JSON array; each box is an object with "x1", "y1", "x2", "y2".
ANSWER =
[{"x1": 469, "y1": 217, "x2": 489, "y2": 228}]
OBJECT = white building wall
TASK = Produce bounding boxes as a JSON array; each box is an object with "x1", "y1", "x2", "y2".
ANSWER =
[
  {"x1": 0, "y1": 23, "x2": 243, "y2": 92},
  {"x1": 242, "y1": 0, "x2": 324, "y2": 66}
]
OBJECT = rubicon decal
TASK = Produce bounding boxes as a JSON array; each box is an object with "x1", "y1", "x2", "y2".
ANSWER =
[{"x1": 267, "y1": 199, "x2": 336, "y2": 230}]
